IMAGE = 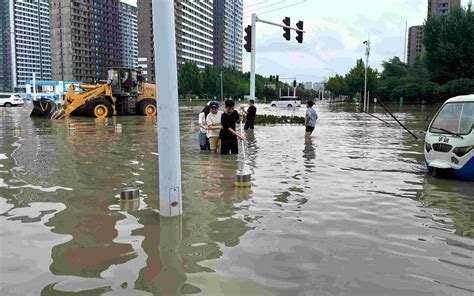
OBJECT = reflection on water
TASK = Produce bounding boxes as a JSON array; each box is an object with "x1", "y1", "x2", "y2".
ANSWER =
[{"x1": 0, "y1": 103, "x2": 473, "y2": 295}]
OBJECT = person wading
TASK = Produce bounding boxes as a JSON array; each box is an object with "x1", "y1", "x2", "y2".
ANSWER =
[
  {"x1": 198, "y1": 104, "x2": 210, "y2": 150},
  {"x1": 220, "y1": 100, "x2": 244, "y2": 155},
  {"x1": 241, "y1": 99, "x2": 257, "y2": 130},
  {"x1": 206, "y1": 101, "x2": 223, "y2": 153},
  {"x1": 305, "y1": 100, "x2": 318, "y2": 138}
]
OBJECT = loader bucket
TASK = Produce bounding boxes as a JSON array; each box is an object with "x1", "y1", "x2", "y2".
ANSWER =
[{"x1": 30, "y1": 99, "x2": 60, "y2": 118}]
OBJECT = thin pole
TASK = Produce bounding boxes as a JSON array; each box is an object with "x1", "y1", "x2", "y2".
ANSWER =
[
  {"x1": 220, "y1": 71, "x2": 223, "y2": 102},
  {"x1": 33, "y1": 73, "x2": 36, "y2": 101},
  {"x1": 250, "y1": 13, "x2": 256, "y2": 100},
  {"x1": 152, "y1": 0, "x2": 182, "y2": 217},
  {"x1": 403, "y1": 21, "x2": 407, "y2": 63}
]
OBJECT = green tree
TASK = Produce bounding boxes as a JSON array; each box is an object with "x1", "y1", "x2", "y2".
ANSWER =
[
  {"x1": 423, "y1": 4, "x2": 474, "y2": 83},
  {"x1": 202, "y1": 65, "x2": 219, "y2": 98},
  {"x1": 345, "y1": 59, "x2": 378, "y2": 97},
  {"x1": 325, "y1": 74, "x2": 348, "y2": 96},
  {"x1": 178, "y1": 62, "x2": 202, "y2": 96}
]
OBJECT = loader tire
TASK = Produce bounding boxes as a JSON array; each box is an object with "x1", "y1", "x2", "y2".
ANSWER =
[
  {"x1": 86, "y1": 98, "x2": 113, "y2": 118},
  {"x1": 138, "y1": 99, "x2": 157, "y2": 116}
]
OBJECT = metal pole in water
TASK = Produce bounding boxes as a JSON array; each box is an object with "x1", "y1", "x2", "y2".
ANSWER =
[
  {"x1": 152, "y1": 0, "x2": 182, "y2": 217},
  {"x1": 235, "y1": 121, "x2": 251, "y2": 187}
]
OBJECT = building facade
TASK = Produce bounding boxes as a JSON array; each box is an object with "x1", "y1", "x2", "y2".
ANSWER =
[
  {"x1": 138, "y1": 0, "x2": 215, "y2": 83},
  {"x1": 428, "y1": 0, "x2": 460, "y2": 17},
  {"x1": 50, "y1": 0, "x2": 121, "y2": 82},
  {"x1": 0, "y1": 0, "x2": 13, "y2": 91},
  {"x1": 407, "y1": 0, "x2": 460, "y2": 65},
  {"x1": 213, "y1": 0, "x2": 243, "y2": 71},
  {"x1": 0, "y1": 0, "x2": 52, "y2": 90},
  {"x1": 119, "y1": 2, "x2": 138, "y2": 69}
]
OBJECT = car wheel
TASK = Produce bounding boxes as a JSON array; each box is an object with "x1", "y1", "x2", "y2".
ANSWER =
[
  {"x1": 287, "y1": 104, "x2": 293, "y2": 108},
  {"x1": 271, "y1": 104, "x2": 276, "y2": 107},
  {"x1": 4, "y1": 103, "x2": 12, "y2": 107}
]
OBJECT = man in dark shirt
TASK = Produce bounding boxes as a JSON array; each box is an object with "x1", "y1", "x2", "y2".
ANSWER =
[
  {"x1": 220, "y1": 99, "x2": 244, "y2": 155},
  {"x1": 241, "y1": 99, "x2": 257, "y2": 130}
]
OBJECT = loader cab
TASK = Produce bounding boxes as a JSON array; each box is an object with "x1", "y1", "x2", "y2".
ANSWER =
[{"x1": 107, "y1": 68, "x2": 138, "y2": 96}]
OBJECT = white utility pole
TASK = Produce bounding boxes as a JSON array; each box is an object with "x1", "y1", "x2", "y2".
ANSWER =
[
  {"x1": 249, "y1": 13, "x2": 257, "y2": 100},
  {"x1": 152, "y1": 0, "x2": 182, "y2": 217},
  {"x1": 32, "y1": 73, "x2": 36, "y2": 101},
  {"x1": 220, "y1": 71, "x2": 225, "y2": 102},
  {"x1": 363, "y1": 39, "x2": 370, "y2": 112}
]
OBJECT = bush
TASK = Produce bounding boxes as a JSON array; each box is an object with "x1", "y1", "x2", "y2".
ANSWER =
[
  {"x1": 439, "y1": 78, "x2": 474, "y2": 100},
  {"x1": 255, "y1": 114, "x2": 305, "y2": 125}
]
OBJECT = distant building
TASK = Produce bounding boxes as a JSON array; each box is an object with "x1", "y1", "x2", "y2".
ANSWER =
[
  {"x1": 428, "y1": 0, "x2": 460, "y2": 17},
  {"x1": 407, "y1": 0, "x2": 460, "y2": 65},
  {"x1": 213, "y1": 0, "x2": 243, "y2": 71},
  {"x1": 407, "y1": 25, "x2": 425, "y2": 65},
  {"x1": 138, "y1": 0, "x2": 215, "y2": 83},
  {"x1": 304, "y1": 82, "x2": 313, "y2": 90},
  {"x1": 50, "y1": 0, "x2": 121, "y2": 82},
  {"x1": 119, "y1": 2, "x2": 138, "y2": 69},
  {"x1": 313, "y1": 82, "x2": 324, "y2": 91},
  {"x1": 0, "y1": 0, "x2": 51, "y2": 90}
]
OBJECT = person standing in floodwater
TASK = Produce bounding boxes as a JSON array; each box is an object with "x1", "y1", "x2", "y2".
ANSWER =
[
  {"x1": 305, "y1": 100, "x2": 318, "y2": 138},
  {"x1": 220, "y1": 100, "x2": 244, "y2": 155},
  {"x1": 206, "y1": 101, "x2": 223, "y2": 152},
  {"x1": 241, "y1": 99, "x2": 257, "y2": 130},
  {"x1": 198, "y1": 104, "x2": 210, "y2": 150}
]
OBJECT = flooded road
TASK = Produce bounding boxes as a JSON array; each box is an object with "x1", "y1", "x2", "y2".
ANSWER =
[{"x1": 0, "y1": 102, "x2": 473, "y2": 295}]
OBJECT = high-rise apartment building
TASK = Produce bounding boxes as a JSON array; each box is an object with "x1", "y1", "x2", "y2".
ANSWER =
[
  {"x1": 50, "y1": 0, "x2": 121, "y2": 82},
  {"x1": 428, "y1": 0, "x2": 460, "y2": 17},
  {"x1": 0, "y1": 0, "x2": 13, "y2": 91},
  {"x1": 213, "y1": 0, "x2": 243, "y2": 71},
  {"x1": 119, "y1": 2, "x2": 138, "y2": 69},
  {"x1": 0, "y1": 0, "x2": 51, "y2": 90},
  {"x1": 407, "y1": 0, "x2": 460, "y2": 65},
  {"x1": 138, "y1": 0, "x2": 215, "y2": 83}
]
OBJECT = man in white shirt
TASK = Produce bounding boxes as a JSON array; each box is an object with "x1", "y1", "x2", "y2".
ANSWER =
[{"x1": 206, "y1": 101, "x2": 223, "y2": 152}]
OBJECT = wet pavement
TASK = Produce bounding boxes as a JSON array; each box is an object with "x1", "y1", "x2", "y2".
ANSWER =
[{"x1": 0, "y1": 101, "x2": 473, "y2": 295}]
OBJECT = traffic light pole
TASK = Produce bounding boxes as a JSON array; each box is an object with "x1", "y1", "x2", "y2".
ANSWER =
[
  {"x1": 250, "y1": 13, "x2": 257, "y2": 100},
  {"x1": 249, "y1": 14, "x2": 305, "y2": 101}
]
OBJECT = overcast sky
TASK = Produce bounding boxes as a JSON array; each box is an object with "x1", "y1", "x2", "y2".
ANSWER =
[{"x1": 123, "y1": 0, "x2": 470, "y2": 82}]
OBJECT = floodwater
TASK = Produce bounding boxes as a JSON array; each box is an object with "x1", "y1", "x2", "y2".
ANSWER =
[{"x1": 0, "y1": 101, "x2": 472, "y2": 296}]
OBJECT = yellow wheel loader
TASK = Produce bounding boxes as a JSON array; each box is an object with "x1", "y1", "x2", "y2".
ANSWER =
[{"x1": 30, "y1": 68, "x2": 157, "y2": 119}]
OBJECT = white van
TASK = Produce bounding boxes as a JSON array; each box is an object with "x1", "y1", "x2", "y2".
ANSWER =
[
  {"x1": 270, "y1": 96, "x2": 302, "y2": 108},
  {"x1": 424, "y1": 94, "x2": 474, "y2": 181},
  {"x1": 0, "y1": 93, "x2": 24, "y2": 107}
]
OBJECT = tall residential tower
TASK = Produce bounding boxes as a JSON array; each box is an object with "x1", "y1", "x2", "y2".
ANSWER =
[
  {"x1": 213, "y1": 0, "x2": 243, "y2": 71},
  {"x1": 50, "y1": 0, "x2": 121, "y2": 82},
  {"x1": 407, "y1": 0, "x2": 461, "y2": 65},
  {"x1": 0, "y1": 0, "x2": 51, "y2": 90},
  {"x1": 138, "y1": 0, "x2": 215, "y2": 83},
  {"x1": 119, "y1": 2, "x2": 138, "y2": 69}
]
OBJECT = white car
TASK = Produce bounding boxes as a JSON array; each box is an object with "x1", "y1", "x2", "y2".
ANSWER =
[
  {"x1": 270, "y1": 96, "x2": 302, "y2": 108},
  {"x1": 0, "y1": 93, "x2": 24, "y2": 107}
]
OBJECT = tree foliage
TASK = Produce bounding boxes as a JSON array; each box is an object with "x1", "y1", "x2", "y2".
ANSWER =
[{"x1": 423, "y1": 4, "x2": 474, "y2": 83}]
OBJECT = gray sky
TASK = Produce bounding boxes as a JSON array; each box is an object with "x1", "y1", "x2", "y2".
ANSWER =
[{"x1": 123, "y1": 0, "x2": 471, "y2": 82}]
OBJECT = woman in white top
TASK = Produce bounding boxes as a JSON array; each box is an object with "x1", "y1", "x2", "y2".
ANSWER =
[{"x1": 198, "y1": 105, "x2": 210, "y2": 150}]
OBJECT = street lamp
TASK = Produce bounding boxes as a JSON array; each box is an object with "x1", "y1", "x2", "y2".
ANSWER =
[
  {"x1": 363, "y1": 39, "x2": 370, "y2": 112},
  {"x1": 220, "y1": 70, "x2": 226, "y2": 103}
]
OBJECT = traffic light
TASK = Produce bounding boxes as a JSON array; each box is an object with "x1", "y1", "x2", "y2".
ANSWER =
[
  {"x1": 282, "y1": 17, "x2": 290, "y2": 41},
  {"x1": 269, "y1": 75, "x2": 273, "y2": 82},
  {"x1": 296, "y1": 21, "x2": 303, "y2": 44},
  {"x1": 276, "y1": 75, "x2": 279, "y2": 82},
  {"x1": 293, "y1": 80, "x2": 297, "y2": 87},
  {"x1": 244, "y1": 25, "x2": 252, "y2": 52}
]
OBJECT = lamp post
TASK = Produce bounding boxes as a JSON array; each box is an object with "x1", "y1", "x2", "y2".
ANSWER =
[
  {"x1": 220, "y1": 70, "x2": 226, "y2": 103},
  {"x1": 363, "y1": 39, "x2": 370, "y2": 112}
]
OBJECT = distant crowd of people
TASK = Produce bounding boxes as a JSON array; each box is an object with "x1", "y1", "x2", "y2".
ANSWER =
[{"x1": 198, "y1": 99, "x2": 318, "y2": 153}]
